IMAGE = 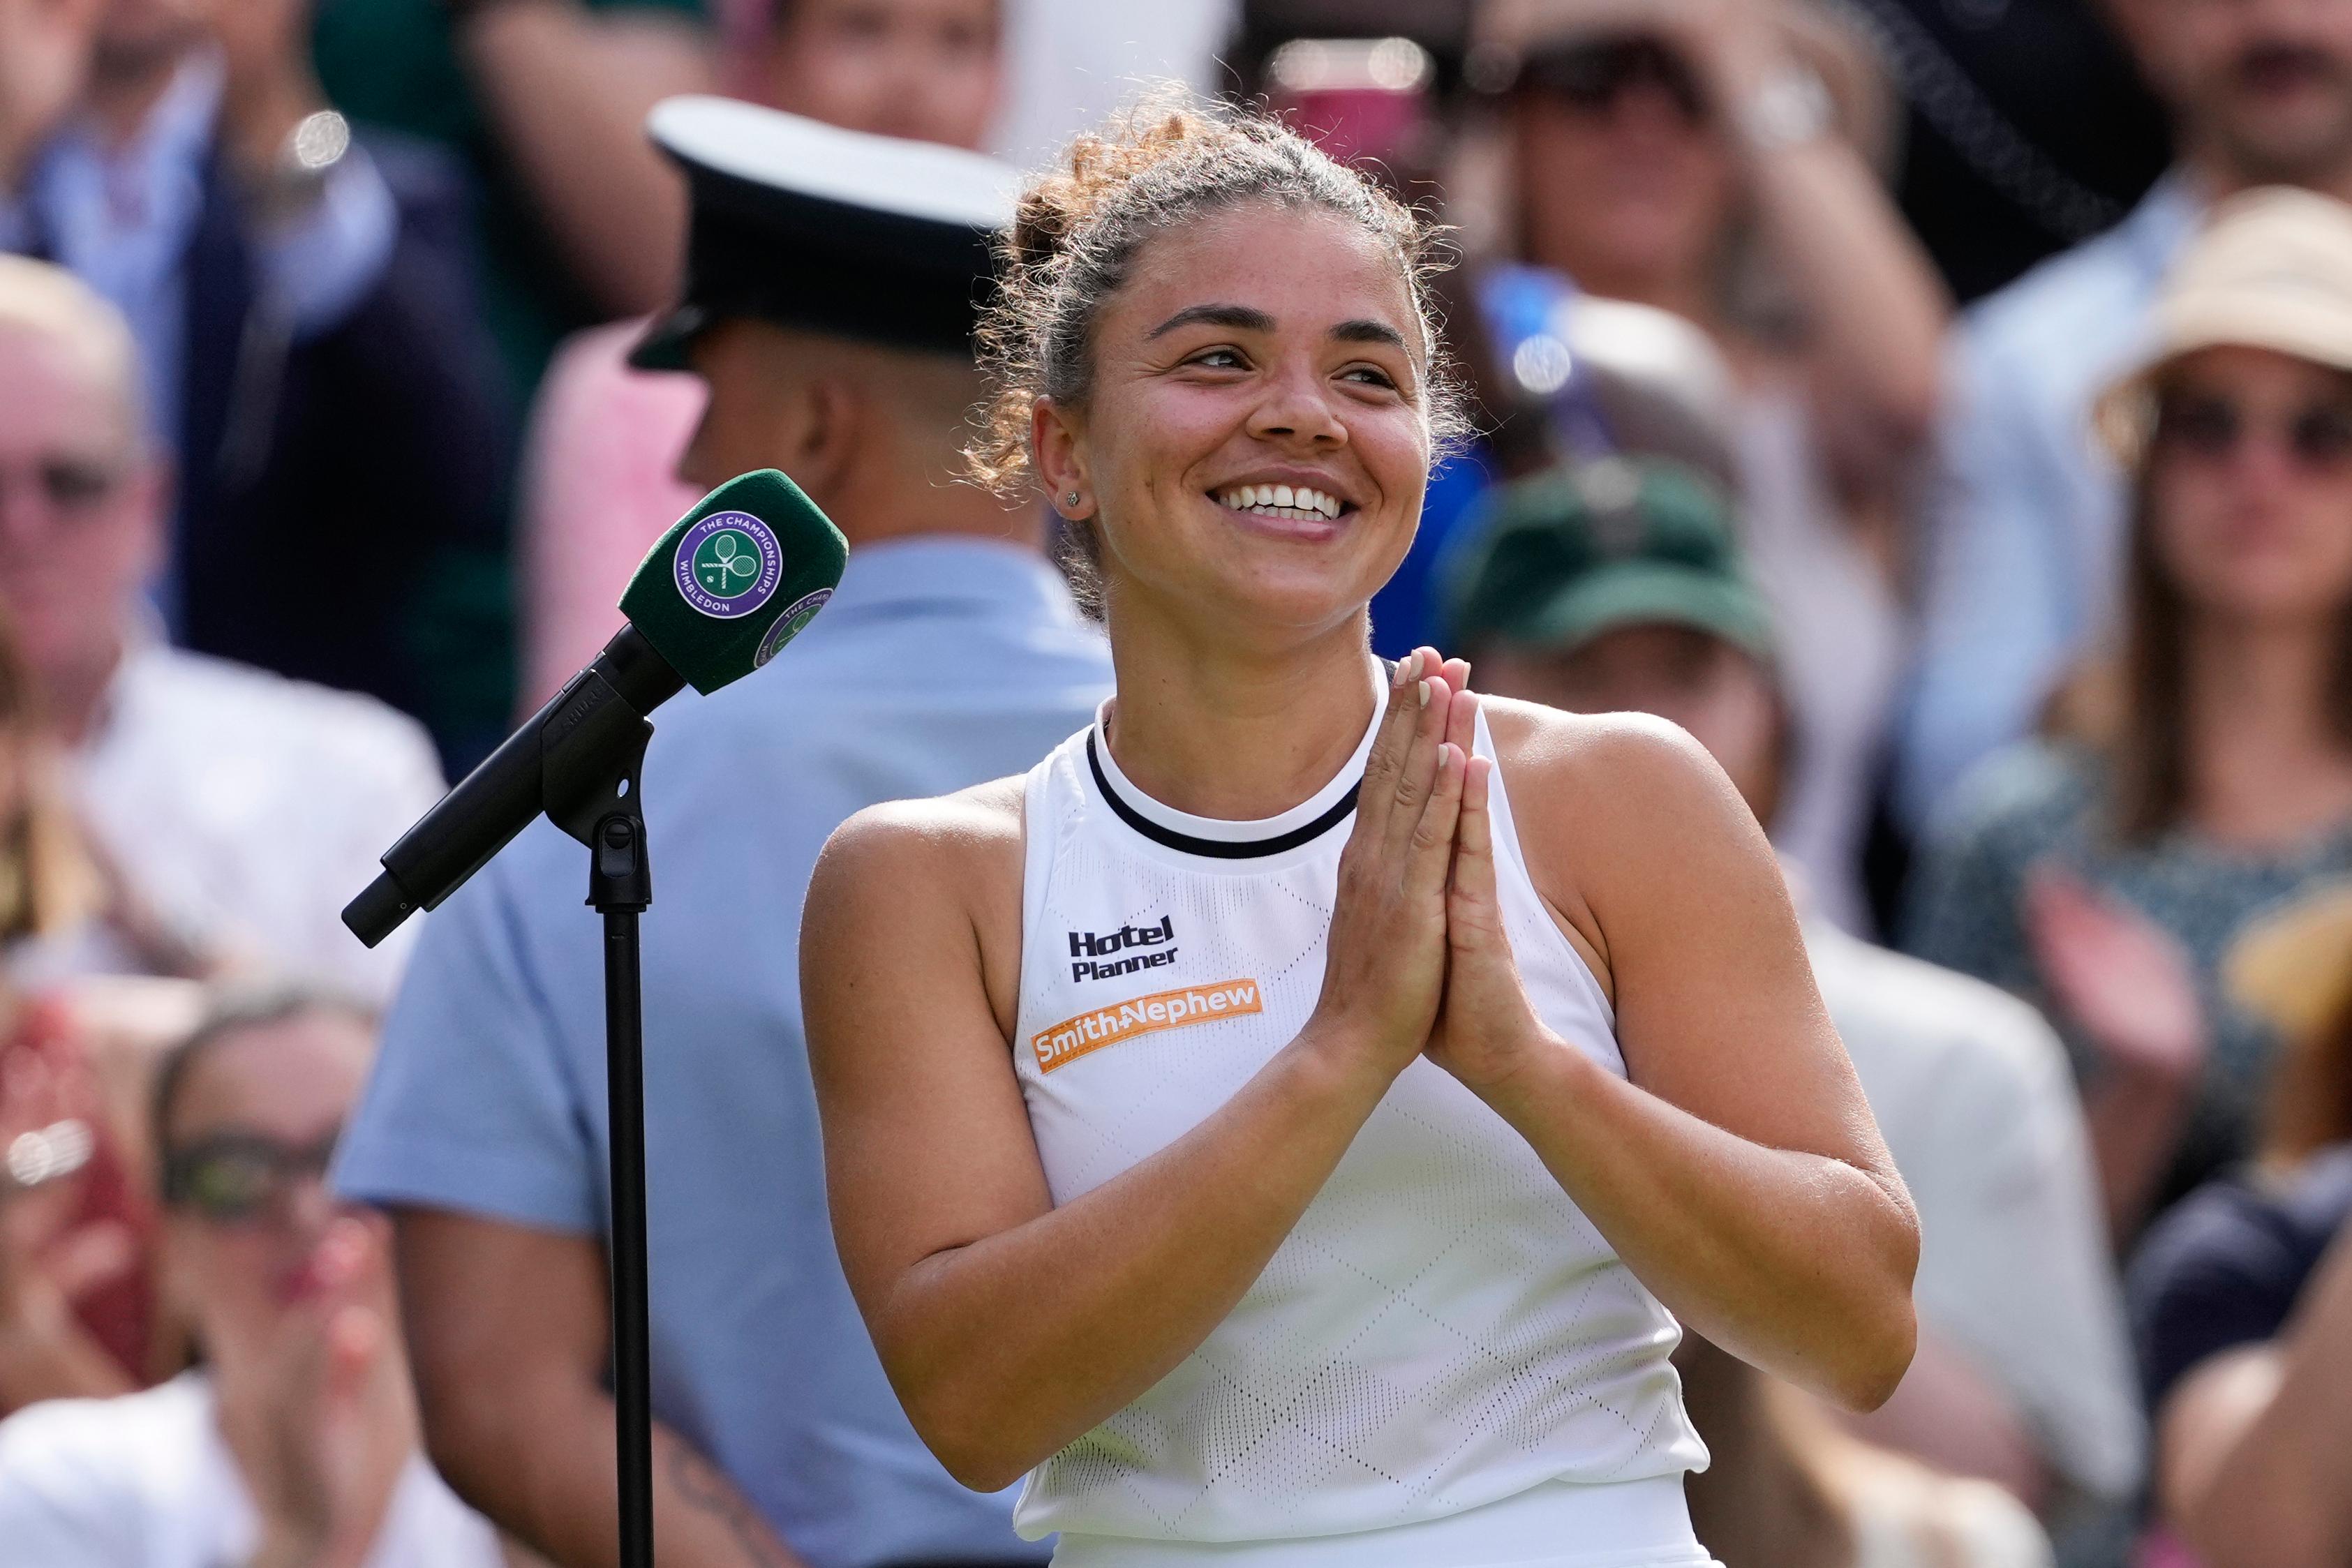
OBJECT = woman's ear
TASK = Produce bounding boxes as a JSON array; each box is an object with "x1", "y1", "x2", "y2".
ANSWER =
[{"x1": 1032, "y1": 396, "x2": 1091, "y2": 520}]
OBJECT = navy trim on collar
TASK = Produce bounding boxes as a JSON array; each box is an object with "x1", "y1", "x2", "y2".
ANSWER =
[{"x1": 1085, "y1": 731, "x2": 1360, "y2": 860}]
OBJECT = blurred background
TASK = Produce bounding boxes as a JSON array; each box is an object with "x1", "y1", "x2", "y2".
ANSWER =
[{"x1": 1, "y1": 1, "x2": 2351, "y2": 1566}]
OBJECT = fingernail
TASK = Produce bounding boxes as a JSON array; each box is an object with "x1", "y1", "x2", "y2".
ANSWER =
[
  {"x1": 1417, "y1": 678, "x2": 1431, "y2": 708},
  {"x1": 1392, "y1": 657, "x2": 1410, "y2": 689}
]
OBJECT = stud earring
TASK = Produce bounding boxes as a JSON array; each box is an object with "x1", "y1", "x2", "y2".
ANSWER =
[{"x1": 1066, "y1": 491, "x2": 1082, "y2": 509}]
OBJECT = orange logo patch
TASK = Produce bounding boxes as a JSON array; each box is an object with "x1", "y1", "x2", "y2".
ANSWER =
[{"x1": 1032, "y1": 980, "x2": 1264, "y2": 1074}]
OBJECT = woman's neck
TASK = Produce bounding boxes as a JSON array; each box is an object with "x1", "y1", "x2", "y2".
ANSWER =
[
  {"x1": 1101, "y1": 600, "x2": 1380, "y2": 823},
  {"x1": 2181, "y1": 616, "x2": 2352, "y2": 849}
]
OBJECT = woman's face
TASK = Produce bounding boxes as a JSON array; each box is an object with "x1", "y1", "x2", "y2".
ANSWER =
[
  {"x1": 160, "y1": 1013, "x2": 383, "y2": 1378},
  {"x1": 1482, "y1": 624, "x2": 1783, "y2": 823},
  {"x1": 2149, "y1": 345, "x2": 2352, "y2": 625},
  {"x1": 759, "y1": 0, "x2": 1001, "y2": 151},
  {"x1": 1508, "y1": 39, "x2": 1736, "y2": 298},
  {"x1": 1039, "y1": 202, "x2": 1434, "y2": 643}
]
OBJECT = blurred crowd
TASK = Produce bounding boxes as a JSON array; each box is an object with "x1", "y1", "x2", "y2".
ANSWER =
[{"x1": 0, "y1": 1, "x2": 2349, "y2": 1567}]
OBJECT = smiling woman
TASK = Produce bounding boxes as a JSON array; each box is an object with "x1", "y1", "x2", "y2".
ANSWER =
[{"x1": 801, "y1": 93, "x2": 1917, "y2": 1568}]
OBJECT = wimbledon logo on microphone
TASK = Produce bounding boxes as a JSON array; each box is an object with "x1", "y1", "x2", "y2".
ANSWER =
[
  {"x1": 673, "y1": 511, "x2": 784, "y2": 619},
  {"x1": 754, "y1": 589, "x2": 831, "y2": 667}
]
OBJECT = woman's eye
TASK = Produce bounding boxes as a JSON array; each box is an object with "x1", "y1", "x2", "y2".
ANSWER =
[
  {"x1": 1188, "y1": 348, "x2": 1246, "y2": 370},
  {"x1": 1341, "y1": 365, "x2": 1400, "y2": 391}
]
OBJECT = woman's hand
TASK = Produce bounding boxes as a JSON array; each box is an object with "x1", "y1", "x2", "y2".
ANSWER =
[
  {"x1": 1307, "y1": 648, "x2": 1469, "y2": 1080},
  {"x1": 2024, "y1": 867, "x2": 2207, "y2": 1235},
  {"x1": 235, "y1": 1219, "x2": 417, "y2": 1568},
  {"x1": 0, "y1": 1023, "x2": 134, "y2": 1412},
  {"x1": 1424, "y1": 691, "x2": 1558, "y2": 1096},
  {"x1": 2025, "y1": 867, "x2": 2207, "y2": 1091}
]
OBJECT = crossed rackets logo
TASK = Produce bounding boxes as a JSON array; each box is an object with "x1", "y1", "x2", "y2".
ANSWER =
[{"x1": 692, "y1": 530, "x2": 763, "y2": 597}]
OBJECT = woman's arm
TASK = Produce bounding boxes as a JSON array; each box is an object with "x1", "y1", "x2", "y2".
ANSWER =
[
  {"x1": 1676, "y1": 0, "x2": 1949, "y2": 449},
  {"x1": 805, "y1": 659, "x2": 1475, "y2": 1488},
  {"x1": 1433, "y1": 701, "x2": 1919, "y2": 1412},
  {"x1": 457, "y1": 1, "x2": 712, "y2": 318}
]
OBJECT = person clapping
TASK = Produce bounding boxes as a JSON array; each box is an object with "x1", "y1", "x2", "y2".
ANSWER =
[{"x1": 0, "y1": 992, "x2": 505, "y2": 1568}]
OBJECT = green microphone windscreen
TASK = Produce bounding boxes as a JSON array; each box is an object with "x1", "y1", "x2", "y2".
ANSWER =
[{"x1": 618, "y1": 470, "x2": 849, "y2": 694}]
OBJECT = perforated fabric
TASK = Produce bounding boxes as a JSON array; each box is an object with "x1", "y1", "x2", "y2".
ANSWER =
[{"x1": 1009, "y1": 696, "x2": 1708, "y2": 1546}]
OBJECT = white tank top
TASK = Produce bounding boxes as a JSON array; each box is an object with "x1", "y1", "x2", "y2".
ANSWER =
[{"x1": 1008, "y1": 682, "x2": 1710, "y2": 1555}]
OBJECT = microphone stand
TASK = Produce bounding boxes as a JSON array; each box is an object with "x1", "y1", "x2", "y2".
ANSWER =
[
  {"x1": 539, "y1": 641, "x2": 669, "y2": 1568},
  {"x1": 589, "y1": 806, "x2": 655, "y2": 1568},
  {"x1": 346, "y1": 625, "x2": 683, "y2": 1568}
]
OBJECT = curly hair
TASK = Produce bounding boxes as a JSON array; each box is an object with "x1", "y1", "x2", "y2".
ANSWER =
[{"x1": 967, "y1": 89, "x2": 1466, "y2": 583}]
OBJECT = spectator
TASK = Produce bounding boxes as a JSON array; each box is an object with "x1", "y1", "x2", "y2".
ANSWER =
[
  {"x1": 0, "y1": 255, "x2": 446, "y2": 1005},
  {"x1": 0, "y1": 988, "x2": 505, "y2": 1567},
  {"x1": 334, "y1": 101, "x2": 1109, "y2": 1568},
  {"x1": 1445, "y1": 456, "x2": 2143, "y2": 1523},
  {"x1": 1899, "y1": 0, "x2": 2352, "y2": 836},
  {"x1": 0, "y1": 598, "x2": 214, "y2": 1414},
  {"x1": 1905, "y1": 188, "x2": 2352, "y2": 1234},
  {"x1": 0, "y1": 0, "x2": 518, "y2": 769},
  {"x1": 1455, "y1": 0, "x2": 1950, "y2": 934},
  {"x1": 2127, "y1": 885, "x2": 2352, "y2": 1567},
  {"x1": 313, "y1": 0, "x2": 1233, "y2": 400},
  {"x1": 0, "y1": 992, "x2": 154, "y2": 1414},
  {"x1": 517, "y1": 0, "x2": 1004, "y2": 709},
  {"x1": 313, "y1": 0, "x2": 712, "y2": 395}
]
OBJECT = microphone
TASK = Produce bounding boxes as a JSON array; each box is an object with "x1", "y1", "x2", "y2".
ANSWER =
[{"x1": 342, "y1": 470, "x2": 848, "y2": 947}]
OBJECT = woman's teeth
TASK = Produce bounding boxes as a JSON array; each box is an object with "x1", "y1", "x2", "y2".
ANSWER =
[{"x1": 1217, "y1": 484, "x2": 1344, "y2": 521}]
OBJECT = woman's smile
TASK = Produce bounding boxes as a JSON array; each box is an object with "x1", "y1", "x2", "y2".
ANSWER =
[{"x1": 1208, "y1": 474, "x2": 1361, "y2": 544}]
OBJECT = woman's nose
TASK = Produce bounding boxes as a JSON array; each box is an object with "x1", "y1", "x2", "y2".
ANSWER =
[{"x1": 1246, "y1": 368, "x2": 1346, "y2": 447}]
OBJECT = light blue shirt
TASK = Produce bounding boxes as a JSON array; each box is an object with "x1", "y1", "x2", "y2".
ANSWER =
[
  {"x1": 335, "y1": 537, "x2": 1111, "y2": 1568},
  {"x1": 1895, "y1": 175, "x2": 2203, "y2": 837}
]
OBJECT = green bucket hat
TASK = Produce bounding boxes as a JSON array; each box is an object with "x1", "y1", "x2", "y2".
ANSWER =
[{"x1": 1438, "y1": 456, "x2": 1776, "y2": 662}]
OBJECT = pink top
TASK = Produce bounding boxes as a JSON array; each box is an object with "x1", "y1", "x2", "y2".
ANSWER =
[{"x1": 516, "y1": 320, "x2": 705, "y2": 712}]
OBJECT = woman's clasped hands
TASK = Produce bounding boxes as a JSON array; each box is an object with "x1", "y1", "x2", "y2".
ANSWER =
[{"x1": 1310, "y1": 647, "x2": 1561, "y2": 1098}]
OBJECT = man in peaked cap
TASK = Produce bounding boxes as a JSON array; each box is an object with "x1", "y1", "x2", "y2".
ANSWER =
[{"x1": 335, "y1": 100, "x2": 1110, "y2": 1568}]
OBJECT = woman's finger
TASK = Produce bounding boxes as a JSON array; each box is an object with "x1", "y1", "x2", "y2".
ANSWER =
[
  {"x1": 1385, "y1": 671, "x2": 1452, "y2": 858},
  {"x1": 1405, "y1": 742, "x2": 1467, "y2": 904},
  {"x1": 1445, "y1": 683, "x2": 1478, "y2": 760},
  {"x1": 1450, "y1": 755, "x2": 1498, "y2": 932},
  {"x1": 1355, "y1": 649, "x2": 1427, "y2": 835}
]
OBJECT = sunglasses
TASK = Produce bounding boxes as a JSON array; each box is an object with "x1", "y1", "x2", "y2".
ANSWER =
[
  {"x1": 161, "y1": 1127, "x2": 341, "y2": 1225},
  {"x1": 1518, "y1": 36, "x2": 1709, "y2": 122},
  {"x1": 0, "y1": 456, "x2": 126, "y2": 515},
  {"x1": 2154, "y1": 391, "x2": 2352, "y2": 470}
]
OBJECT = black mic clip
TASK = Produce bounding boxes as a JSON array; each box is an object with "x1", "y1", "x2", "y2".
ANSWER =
[{"x1": 341, "y1": 627, "x2": 683, "y2": 947}]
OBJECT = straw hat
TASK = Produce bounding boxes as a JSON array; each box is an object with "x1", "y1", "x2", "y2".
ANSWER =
[
  {"x1": 2226, "y1": 881, "x2": 2352, "y2": 1044},
  {"x1": 2096, "y1": 186, "x2": 2352, "y2": 463}
]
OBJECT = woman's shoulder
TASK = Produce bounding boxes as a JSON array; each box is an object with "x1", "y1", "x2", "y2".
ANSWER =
[
  {"x1": 1477, "y1": 697, "x2": 1769, "y2": 934},
  {"x1": 821, "y1": 776, "x2": 1029, "y2": 872},
  {"x1": 812, "y1": 775, "x2": 1030, "y2": 921},
  {"x1": 1480, "y1": 696, "x2": 1750, "y2": 828}
]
